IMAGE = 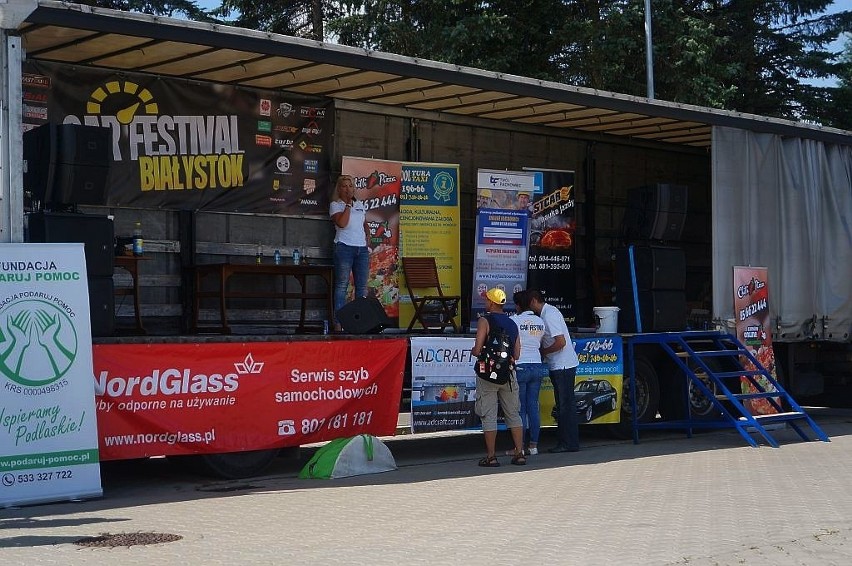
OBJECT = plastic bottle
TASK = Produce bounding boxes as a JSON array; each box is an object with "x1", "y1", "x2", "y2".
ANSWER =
[
  {"x1": 292, "y1": 247, "x2": 301, "y2": 265},
  {"x1": 273, "y1": 249, "x2": 282, "y2": 265},
  {"x1": 256, "y1": 244, "x2": 262, "y2": 264},
  {"x1": 132, "y1": 222, "x2": 144, "y2": 256}
]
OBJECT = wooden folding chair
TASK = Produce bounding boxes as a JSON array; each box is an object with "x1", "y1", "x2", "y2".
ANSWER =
[{"x1": 401, "y1": 257, "x2": 461, "y2": 333}]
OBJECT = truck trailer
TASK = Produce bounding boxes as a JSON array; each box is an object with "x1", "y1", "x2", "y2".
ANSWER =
[{"x1": 0, "y1": 1, "x2": 849, "y2": 477}]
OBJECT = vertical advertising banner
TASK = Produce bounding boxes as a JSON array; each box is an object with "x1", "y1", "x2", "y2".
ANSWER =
[
  {"x1": 0, "y1": 243, "x2": 102, "y2": 508},
  {"x1": 93, "y1": 340, "x2": 406, "y2": 459},
  {"x1": 526, "y1": 170, "x2": 577, "y2": 323},
  {"x1": 733, "y1": 266, "x2": 780, "y2": 415},
  {"x1": 22, "y1": 61, "x2": 334, "y2": 215},
  {"x1": 341, "y1": 157, "x2": 402, "y2": 323},
  {"x1": 399, "y1": 163, "x2": 461, "y2": 329},
  {"x1": 572, "y1": 336, "x2": 623, "y2": 424},
  {"x1": 409, "y1": 337, "x2": 478, "y2": 433},
  {"x1": 470, "y1": 169, "x2": 539, "y2": 330}
]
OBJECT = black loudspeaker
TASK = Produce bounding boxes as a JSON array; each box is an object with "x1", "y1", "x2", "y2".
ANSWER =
[
  {"x1": 336, "y1": 297, "x2": 390, "y2": 334},
  {"x1": 24, "y1": 123, "x2": 111, "y2": 207},
  {"x1": 27, "y1": 212, "x2": 115, "y2": 277},
  {"x1": 615, "y1": 245, "x2": 687, "y2": 332},
  {"x1": 622, "y1": 184, "x2": 688, "y2": 241},
  {"x1": 615, "y1": 246, "x2": 686, "y2": 291},
  {"x1": 617, "y1": 290, "x2": 688, "y2": 333},
  {"x1": 88, "y1": 276, "x2": 115, "y2": 337}
]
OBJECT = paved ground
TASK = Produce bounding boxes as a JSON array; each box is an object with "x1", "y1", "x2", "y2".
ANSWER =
[{"x1": 2, "y1": 409, "x2": 852, "y2": 565}]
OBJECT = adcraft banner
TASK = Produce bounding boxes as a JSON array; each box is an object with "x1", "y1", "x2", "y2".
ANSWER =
[
  {"x1": 93, "y1": 340, "x2": 406, "y2": 460},
  {"x1": 0, "y1": 243, "x2": 102, "y2": 508},
  {"x1": 22, "y1": 61, "x2": 334, "y2": 215},
  {"x1": 409, "y1": 337, "x2": 478, "y2": 433}
]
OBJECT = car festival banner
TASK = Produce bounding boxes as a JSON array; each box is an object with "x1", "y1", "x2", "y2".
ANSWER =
[
  {"x1": 22, "y1": 60, "x2": 333, "y2": 215},
  {"x1": 410, "y1": 335, "x2": 622, "y2": 434},
  {"x1": 525, "y1": 169, "x2": 578, "y2": 324},
  {"x1": 732, "y1": 266, "x2": 780, "y2": 415},
  {"x1": 92, "y1": 339, "x2": 406, "y2": 460},
  {"x1": 341, "y1": 157, "x2": 461, "y2": 328},
  {"x1": 0, "y1": 243, "x2": 102, "y2": 508}
]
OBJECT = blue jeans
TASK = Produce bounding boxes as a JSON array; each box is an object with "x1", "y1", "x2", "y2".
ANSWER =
[
  {"x1": 516, "y1": 363, "x2": 549, "y2": 444},
  {"x1": 333, "y1": 242, "x2": 370, "y2": 320},
  {"x1": 550, "y1": 367, "x2": 580, "y2": 450}
]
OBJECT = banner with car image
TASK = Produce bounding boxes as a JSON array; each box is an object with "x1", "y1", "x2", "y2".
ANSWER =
[
  {"x1": 525, "y1": 169, "x2": 577, "y2": 324},
  {"x1": 571, "y1": 336, "x2": 623, "y2": 424},
  {"x1": 22, "y1": 60, "x2": 333, "y2": 215},
  {"x1": 410, "y1": 337, "x2": 480, "y2": 433},
  {"x1": 0, "y1": 243, "x2": 102, "y2": 508}
]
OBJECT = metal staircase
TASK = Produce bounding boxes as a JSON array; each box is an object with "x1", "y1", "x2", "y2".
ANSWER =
[{"x1": 628, "y1": 331, "x2": 830, "y2": 447}]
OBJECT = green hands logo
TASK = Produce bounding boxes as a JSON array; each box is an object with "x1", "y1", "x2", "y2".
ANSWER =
[{"x1": 0, "y1": 299, "x2": 78, "y2": 387}]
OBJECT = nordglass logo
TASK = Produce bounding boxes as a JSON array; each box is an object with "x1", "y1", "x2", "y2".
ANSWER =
[
  {"x1": 0, "y1": 299, "x2": 78, "y2": 387},
  {"x1": 234, "y1": 353, "x2": 264, "y2": 375}
]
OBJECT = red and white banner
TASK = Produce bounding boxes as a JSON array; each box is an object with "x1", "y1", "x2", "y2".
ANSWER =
[{"x1": 93, "y1": 340, "x2": 406, "y2": 460}]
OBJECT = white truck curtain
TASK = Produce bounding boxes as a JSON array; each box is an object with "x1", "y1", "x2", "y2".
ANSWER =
[{"x1": 712, "y1": 126, "x2": 852, "y2": 341}]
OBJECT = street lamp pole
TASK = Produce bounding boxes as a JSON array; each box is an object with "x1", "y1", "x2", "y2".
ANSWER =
[{"x1": 644, "y1": 0, "x2": 655, "y2": 99}]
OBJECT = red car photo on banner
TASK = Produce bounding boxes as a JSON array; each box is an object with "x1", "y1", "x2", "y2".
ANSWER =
[{"x1": 93, "y1": 340, "x2": 406, "y2": 460}]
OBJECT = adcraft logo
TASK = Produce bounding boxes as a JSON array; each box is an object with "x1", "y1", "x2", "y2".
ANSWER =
[{"x1": 0, "y1": 299, "x2": 78, "y2": 387}]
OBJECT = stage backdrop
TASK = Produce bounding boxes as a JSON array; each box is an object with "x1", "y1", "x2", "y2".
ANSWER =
[{"x1": 22, "y1": 61, "x2": 333, "y2": 215}]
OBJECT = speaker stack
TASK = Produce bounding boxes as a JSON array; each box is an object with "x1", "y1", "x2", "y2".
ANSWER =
[
  {"x1": 615, "y1": 245, "x2": 688, "y2": 332},
  {"x1": 23, "y1": 123, "x2": 111, "y2": 209},
  {"x1": 336, "y1": 297, "x2": 390, "y2": 334},
  {"x1": 27, "y1": 212, "x2": 116, "y2": 337},
  {"x1": 622, "y1": 183, "x2": 688, "y2": 242}
]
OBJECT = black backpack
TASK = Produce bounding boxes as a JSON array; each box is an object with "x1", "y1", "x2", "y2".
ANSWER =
[{"x1": 475, "y1": 315, "x2": 514, "y2": 385}]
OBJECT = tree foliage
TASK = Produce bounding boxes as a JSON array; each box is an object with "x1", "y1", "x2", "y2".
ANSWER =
[{"x1": 84, "y1": 0, "x2": 852, "y2": 129}]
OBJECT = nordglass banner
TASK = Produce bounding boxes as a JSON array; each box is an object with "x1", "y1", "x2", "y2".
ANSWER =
[
  {"x1": 22, "y1": 61, "x2": 334, "y2": 215},
  {"x1": 0, "y1": 243, "x2": 102, "y2": 508},
  {"x1": 93, "y1": 340, "x2": 406, "y2": 460}
]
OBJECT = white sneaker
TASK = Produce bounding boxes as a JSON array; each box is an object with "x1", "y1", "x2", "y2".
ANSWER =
[{"x1": 528, "y1": 447, "x2": 538, "y2": 455}]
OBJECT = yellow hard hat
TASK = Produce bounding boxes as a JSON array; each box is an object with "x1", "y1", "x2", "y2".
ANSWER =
[
  {"x1": 484, "y1": 288, "x2": 506, "y2": 305},
  {"x1": 479, "y1": 188, "x2": 492, "y2": 197}
]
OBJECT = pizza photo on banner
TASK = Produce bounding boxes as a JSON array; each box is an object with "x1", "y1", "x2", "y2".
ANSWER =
[
  {"x1": 341, "y1": 157, "x2": 402, "y2": 324},
  {"x1": 22, "y1": 60, "x2": 334, "y2": 215},
  {"x1": 732, "y1": 266, "x2": 781, "y2": 415},
  {"x1": 93, "y1": 340, "x2": 406, "y2": 460},
  {"x1": 525, "y1": 169, "x2": 577, "y2": 324}
]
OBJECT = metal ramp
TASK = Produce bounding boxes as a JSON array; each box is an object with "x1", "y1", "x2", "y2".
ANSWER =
[{"x1": 627, "y1": 331, "x2": 830, "y2": 447}]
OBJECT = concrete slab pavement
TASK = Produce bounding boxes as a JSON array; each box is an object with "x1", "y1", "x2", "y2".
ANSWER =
[{"x1": 2, "y1": 409, "x2": 852, "y2": 565}]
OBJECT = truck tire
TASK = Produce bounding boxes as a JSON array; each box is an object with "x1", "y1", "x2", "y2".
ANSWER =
[
  {"x1": 658, "y1": 358, "x2": 723, "y2": 421},
  {"x1": 185, "y1": 449, "x2": 280, "y2": 479},
  {"x1": 607, "y1": 356, "x2": 660, "y2": 439}
]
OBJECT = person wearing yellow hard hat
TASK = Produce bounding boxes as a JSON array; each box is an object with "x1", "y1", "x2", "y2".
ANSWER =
[
  {"x1": 471, "y1": 287, "x2": 526, "y2": 466},
  {"x1": 477, "y1": 188, "x2": 494, "y2": 210}
]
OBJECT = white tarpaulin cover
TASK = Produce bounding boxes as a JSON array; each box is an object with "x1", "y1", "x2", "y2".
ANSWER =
[{"x1": 712, "y1": 126, "x2": 852, "y2": 342}]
